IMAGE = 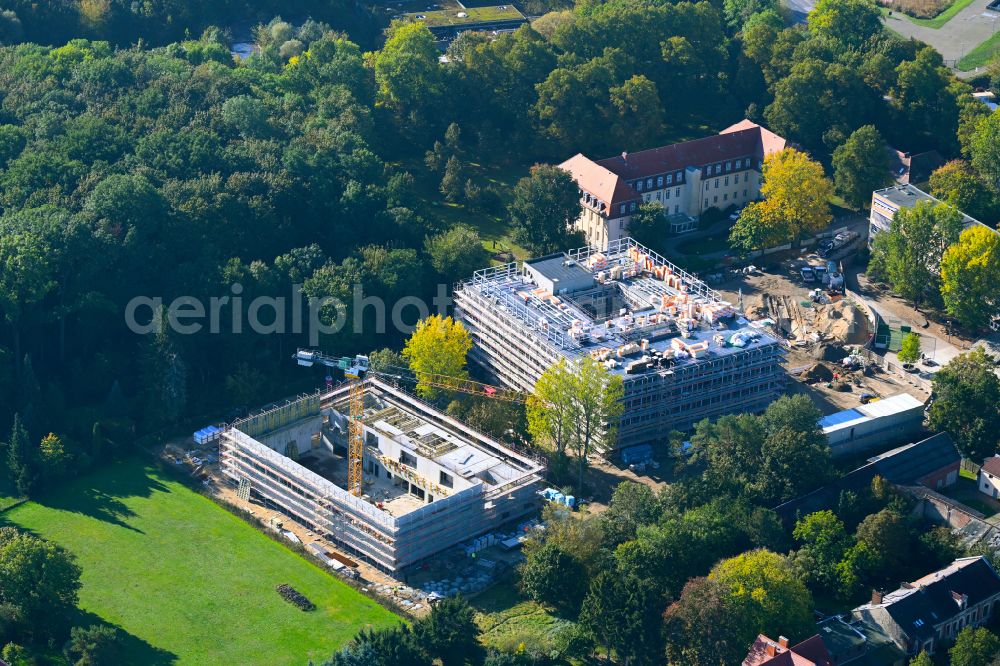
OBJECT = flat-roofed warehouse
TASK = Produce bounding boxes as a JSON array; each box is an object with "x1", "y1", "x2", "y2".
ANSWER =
[
  {"x1": 454, "y1": 237, "x2": 786, "y2": 448},
  {"x1": 219, "y1": 380, "x2": 545, "y2": 572}
]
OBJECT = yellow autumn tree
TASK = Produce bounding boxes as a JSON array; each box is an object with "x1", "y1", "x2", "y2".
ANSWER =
[
  {"x1": 402, "y1": 315, "x2": 472, "y2": 398},
  {"x1": 941, "y1": 226, "x2": 1000, "y2": 330},
  {"x1": 759, "y1": 148, "x2": 834, "y2": 242}
]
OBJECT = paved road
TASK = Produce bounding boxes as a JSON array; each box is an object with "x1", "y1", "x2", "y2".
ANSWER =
[
  {"x1": 883, "y1": 0, "x2": 1000, "y2": 76},
  {"x1": 784, "y1": 0, "x2": 816, "y2": 23}
]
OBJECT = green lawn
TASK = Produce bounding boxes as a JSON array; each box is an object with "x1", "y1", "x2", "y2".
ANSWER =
[
  {"x1": 405, "y1": 5, "x2": 524, "y2": 26},
  {"x1": 2, "y1": 460, "x2": 398, "y2": 665},
  {"x1": 0, "y1": 476, "x2": 21, "y2": 512},
  {"x1": 410, "y1": 157, "x2": 531, "y2": 262},
  {"x1": 883, "y1": 0, "x2": 975, "y2": 28},
  {"x1": 472, "y1": 577, "x2": 577, "y2": 658},
  {"x1": 958, "y1": 31, "x2": 1000, "y2": 70}
]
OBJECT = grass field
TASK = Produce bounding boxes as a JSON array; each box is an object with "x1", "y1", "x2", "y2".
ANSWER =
[
  {"x1": 1, "y1": 460, "x2": 398, "y2": 665},
  {"x1": 405, "y1": 5, "x2": 525, "y2": 27},
  {"x1": 472, "y1": 578, "x2": 577, "y2": 658},
  {"x1": 958, "y1": 31, "x2": 1000, "y2": 70},
  {"x1": 880, "y1": 0, "x2": 975, "y2": 28}
]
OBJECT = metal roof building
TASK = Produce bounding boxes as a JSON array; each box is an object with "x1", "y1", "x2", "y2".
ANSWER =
[{"x1": 820, "y1": 393, "x2": 926, "y2": 457}]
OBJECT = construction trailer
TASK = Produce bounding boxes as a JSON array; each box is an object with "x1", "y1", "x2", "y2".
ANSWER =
[
  {"x1": 454, "y1": 237, "x2": 786, "y2": 448},
  {"x1": 219, "y1": 380, "x2": 545, "y2": 573}
]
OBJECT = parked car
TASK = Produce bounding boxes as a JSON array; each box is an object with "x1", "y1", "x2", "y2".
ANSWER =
[
  {"x1": 800, "y1": 266, "x2": 815, "y2": 282},
  {"x1": 729, "y1": 207, "x2": 743, "y2": 221}
]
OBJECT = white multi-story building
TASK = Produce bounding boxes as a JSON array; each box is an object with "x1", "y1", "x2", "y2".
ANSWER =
[
  {"x1": 559, "y1": 120, "x2": 788, "y2": 249},
  {"x1": 219, "y1": 382, "x2": 544, "y2": 573}
]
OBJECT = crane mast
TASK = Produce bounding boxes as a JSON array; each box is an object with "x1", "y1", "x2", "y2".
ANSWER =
[{"x1": 292, "y1": 348, "x2": 525, "y2": 498}]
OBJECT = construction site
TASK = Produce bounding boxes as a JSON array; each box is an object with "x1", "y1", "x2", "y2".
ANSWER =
[
  {"x1": 717, "y1": 262, "x2": 930, "y2": 414},
  {"x1": 454, "y1": 237, "x2": 787, "y2": 447},
  {"x1": 218, "y1": 378, "x2": 545, "y2": 573}
]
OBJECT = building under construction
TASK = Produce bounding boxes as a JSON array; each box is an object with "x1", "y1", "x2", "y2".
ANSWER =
[
  {"x1": 454, "y1": 237, "x2": 786, "y2": 447},
  {"x1": 219, "y1": 379, "x2": 545, "y2": 572}
]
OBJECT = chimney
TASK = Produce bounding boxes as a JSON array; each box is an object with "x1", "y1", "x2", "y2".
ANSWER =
[
  {"x1": 621, "y1": 151, "x2": 628, "y2": 163},
  {"x1": 765, "y1": 644, "x2": 776, "y2": 657},
  {"x1": 872, "y1": 589, "x2": 884, "y2": 605},
  {"x1": 777, "y1": 636, "x2": 789, "y2": 648}
]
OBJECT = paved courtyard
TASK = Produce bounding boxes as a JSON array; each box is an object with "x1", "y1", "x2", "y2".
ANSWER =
[{"x1": 883, "y1": 0, "x2": 1000, "y2": 75}]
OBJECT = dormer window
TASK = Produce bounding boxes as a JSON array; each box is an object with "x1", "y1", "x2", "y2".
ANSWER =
[{"x1": 636, "y1": 180, "x2": 643, "y2": 191}]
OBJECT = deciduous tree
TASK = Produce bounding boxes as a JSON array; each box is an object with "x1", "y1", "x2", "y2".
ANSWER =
[
  {"x1": 757, "y1": 149, "x2": 833, "y2": 241},
  {"x1": 518, "y1": 542, "x2": 587, "y2": 611},
  {"x1": 929, "y1": 160, "x2": 998, "y2": 223},
  {"x1": 402, "y1": 315, "x2": 472, "y2": 399},
  {"x1": 0, "y1": 526, "x2": 81, "y2": 641},
  {"x1": 928, "y1": 350, "x2": 1000, "y2": 461},
  {"x1": 832, "y1": 126, "x2": 891, "y2": 208},
  {"x1": 950, "y1": 626, "x2": 1000, "y2": 666},
  {"x1": 869, "y1": 202, "x2": 964, "y2": 306},
  {"x1": 898, "y1": 332, "x2": 922, "y2": 364},
  {"x1": 940, "y1": 226, "x2": 1000, "y2": 330},
  {"x1": 507, "y1": 165, "x2": 584, "y2": 254},
  {"x1": 710, "y1": 549, "x2": 814, "y2": 653}
]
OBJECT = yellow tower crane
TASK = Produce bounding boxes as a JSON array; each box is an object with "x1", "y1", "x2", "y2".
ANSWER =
[{"x1": 294, "y1": 349, "x2": 524, "y2": 498}]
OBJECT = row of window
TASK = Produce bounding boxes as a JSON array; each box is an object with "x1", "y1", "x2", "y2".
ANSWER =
[
  {"x1": 634, "y1": 170, "x2": 684, "y2": 192},
  {"x1": 705, "y1": 190, "x2": 750, "y2": 207},
  {"x1": 705, "y1": 173, "x2": 750, "y2": 190},
  {"x1": 705, "y1": 158, "x2": 751, "y2": 176}
]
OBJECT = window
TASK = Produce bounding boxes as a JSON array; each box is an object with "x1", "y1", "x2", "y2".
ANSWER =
[
  {"x1": 726, "y1": 161, "x2": 732, "y2": 171},
  {"x1": 656, "y1": 192, "x2": 661, "y2": 201},
  {"x1": 674, "y1": 204, "x2": 679, "y2": 213},
  {"x1": 630, "y1": 202, "x2": 636, "y2": 212},
  {"x1": 743, "y1": 189, "x2": 748, "y2": 197},
  {"x1": 411, "y1": 485, "x2": 425, "y2": 500},
  {"x1": 713, "y1": 195, "x2": 718, "y2": 203},
  {"x1": 705, "y1": 182, "x2": 710, "y2": 191},
  {"x1": 704, "y1": 198, "x2": 709, "y2": 207},
  {"x1": 675, "y1": 187, "x2": 680, "y2": 197},
  {"x1": 744, "y1": 173, "x2": 749, "y2": 182},
  {"x1": 676, "y1": 171, "x2": 682, "y2": 181},
  {"x1": 619, "y1": 219, "x2": 625, "y2": 229},
  {"x1": 665, "y1": 189, "x2": 671, "y2": 199},
  {"x1": 620, "y1": 204, "x2": 626, "y2": 215},
  {"x1": 646, "y1": 178, "x2": 653, "y2": 189},
  {"x1": 723, "y1": 193, "x2": 728, "y2": 201},
  {"x1": 439, "y1": 471, "x2": 453, "y2": 488},
  {"x1": 666, "y1": 174, "x2": 673, "y2": 184},
  {"x1": 724, "y1": 176, "x2": 729, "y2": 186},
  {"x1": 400, "y1": 451, "x2": 418, "y2": 468},
  {"x1": 706, "y1": 165, "x2": 713, "y2": 176},
  {"x1": 714, "y1": 179, "x2": 719, "y2": 189},
  {"x1": 657, "y1": 176, "x2": 663, "y2": 187},
  {"x1": 636, "y1": 180, "x2": 643, "y2": 191}
]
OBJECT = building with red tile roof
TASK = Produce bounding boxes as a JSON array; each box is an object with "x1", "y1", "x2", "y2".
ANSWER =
[
  {"x1": 558, "y1": 120, "x2": 788, "y2": 249},
  {"x1": 743, "y1": 634, "x2": 834, "y2": 666}
]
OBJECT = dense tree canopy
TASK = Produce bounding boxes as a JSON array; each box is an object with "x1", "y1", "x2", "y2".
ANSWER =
[{"x1": 928, "y1": 350, "x2": 1000, "y2": 461}]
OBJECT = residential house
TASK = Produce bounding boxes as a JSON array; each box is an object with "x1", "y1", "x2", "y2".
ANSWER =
[
  {"x1": 559, "y1": 120, "x2": 788, "y2": 249},
  {"x1": 885, "y1": 147, "x2": 944, "y2": 186},
  {"x1": 743, "y1": 634, "x2": 834, "y2": 666},
  {"x1": 853, "y1": 556, "x2": 1000, "y2": 656},
  {"x1": 979, "y1": 455, "x2": 1000, "y2": 499}
]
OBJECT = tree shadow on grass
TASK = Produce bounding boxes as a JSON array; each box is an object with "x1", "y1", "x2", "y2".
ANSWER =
[
  {"x1": 69, "y1": 608, "x2": 178, "y2": 665},
  {"x1": 30, "y1": 461, "x2": 173, "y2": 533}
]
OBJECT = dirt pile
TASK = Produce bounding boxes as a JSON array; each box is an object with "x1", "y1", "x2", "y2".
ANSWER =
[
  {"x1": 801, "y1": 363, "x2": 834, "y2": 383},
  {"x1": 809, "y1": 300, "x2": 861, "y2": 342}
]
